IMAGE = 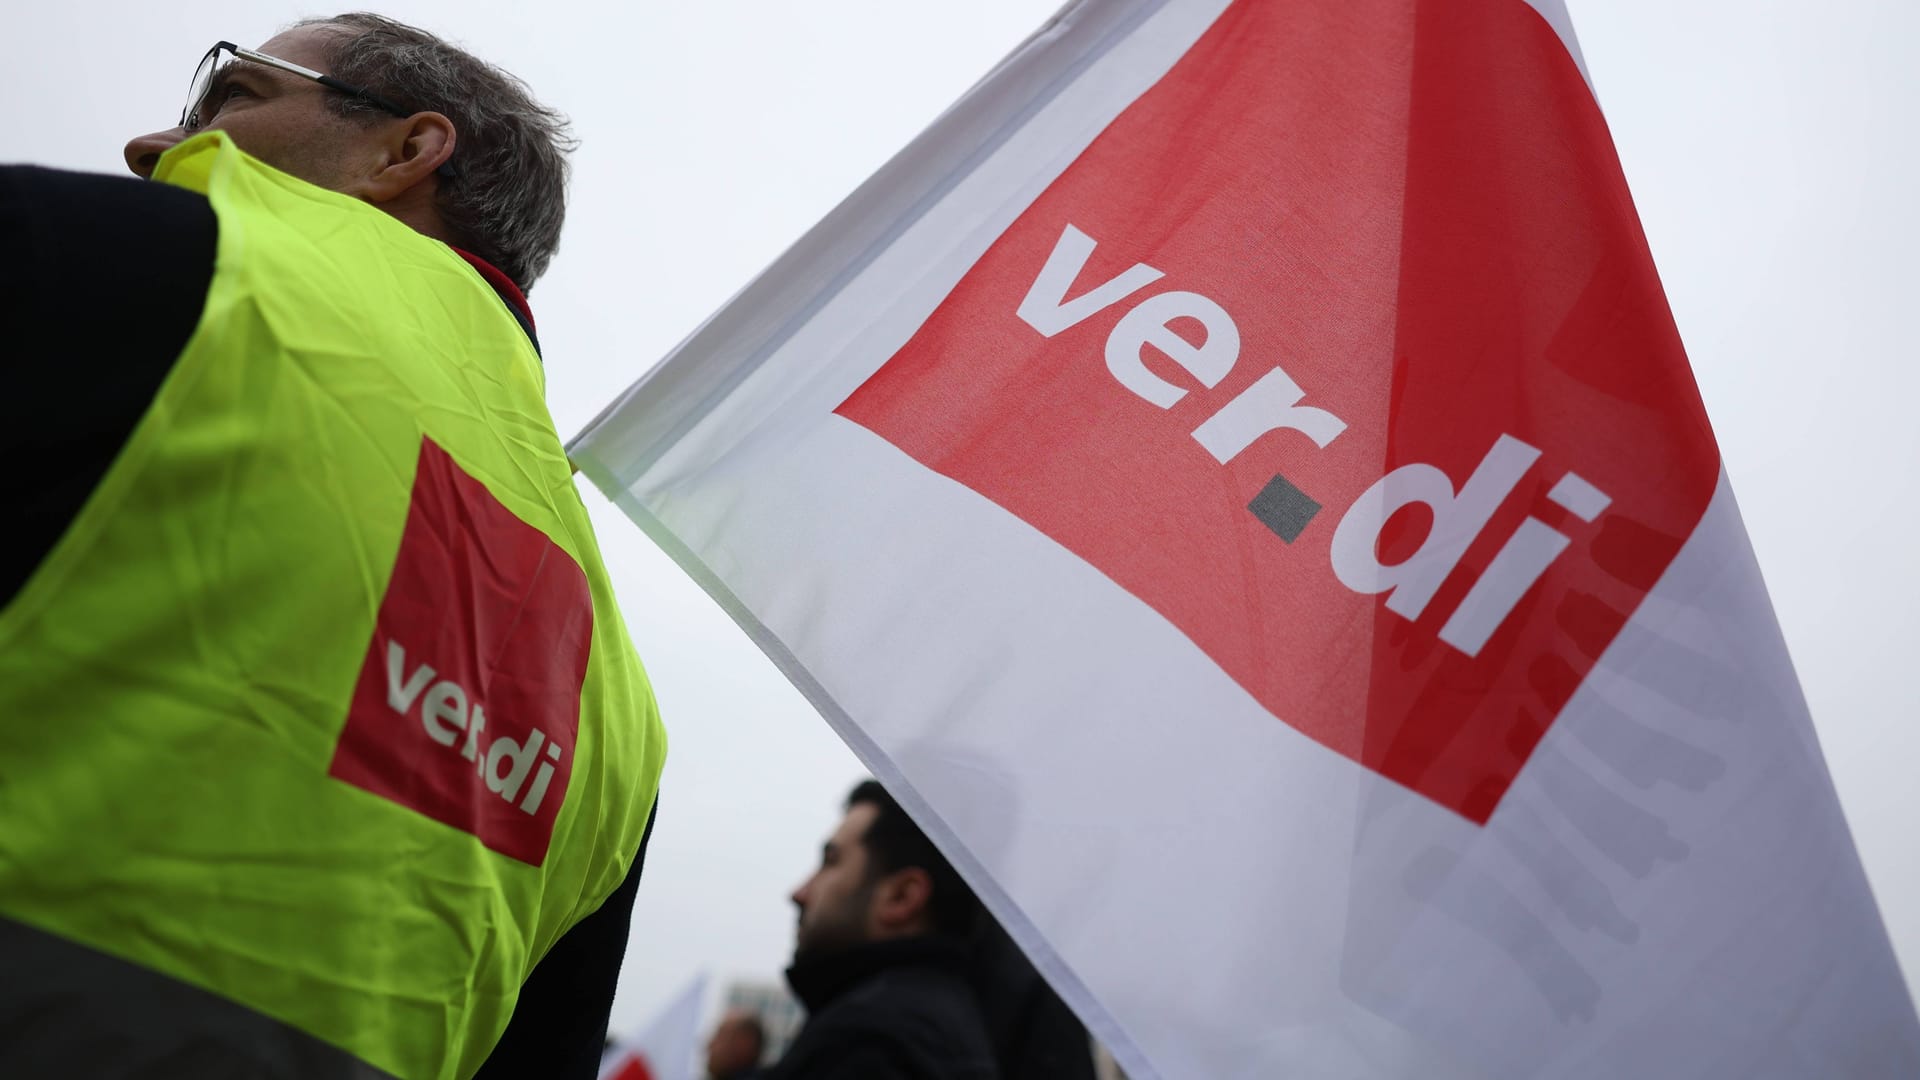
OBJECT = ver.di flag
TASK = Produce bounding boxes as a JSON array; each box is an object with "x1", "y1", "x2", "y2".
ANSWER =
[{"x1": 572, "y1": 1, "x2": 1920, "y2": 1076}]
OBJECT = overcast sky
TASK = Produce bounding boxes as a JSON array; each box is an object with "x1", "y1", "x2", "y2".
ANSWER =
[{"x1": 4, "y1": 0, "x2": 1913, "y2": 1045}]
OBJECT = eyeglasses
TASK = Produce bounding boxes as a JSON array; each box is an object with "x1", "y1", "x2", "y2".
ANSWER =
[
  {"x1": 182, "y1": 41, "x2": 458, "y2": 179},
  {"x1": 183, "y1": 40, "x2": 421, "y2": 132}
]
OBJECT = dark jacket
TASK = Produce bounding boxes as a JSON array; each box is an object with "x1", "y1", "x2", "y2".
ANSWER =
[
  {"x1": 769, "y1": 937, "x2": 999, "y2": 1080},
  {"x1": 966, "y1": 922, "x2": 1095, "y2": 1080}
]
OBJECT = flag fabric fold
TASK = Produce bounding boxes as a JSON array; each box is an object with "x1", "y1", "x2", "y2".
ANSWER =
[{"x1": 573, "y1": 1, "x2": 1919, "y2": 1076}]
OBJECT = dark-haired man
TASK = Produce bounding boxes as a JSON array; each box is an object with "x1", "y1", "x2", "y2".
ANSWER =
[
  {"x1": 769, "y1": 781, "x2": 999, "y2": 1080},
  {"x1": 0, "y1": 15, "x2": 662, "y2": 1080}
]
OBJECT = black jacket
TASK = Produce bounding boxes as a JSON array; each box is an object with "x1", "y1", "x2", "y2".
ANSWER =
[{"x1": 770, "y1": 937, "x2": 1000, "y2": 1080}]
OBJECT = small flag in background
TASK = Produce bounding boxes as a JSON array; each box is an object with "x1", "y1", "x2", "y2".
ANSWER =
[
  {"x1": 573, "y1": 1, "x2": 1920, "y2": 1076},
  {"x1": 600, "y1": 974, "x2": 706, "y2": 1080}
]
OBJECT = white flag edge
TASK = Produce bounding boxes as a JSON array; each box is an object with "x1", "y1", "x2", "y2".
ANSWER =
[{"x1": 567, "y1": 0, "x2": 1177, "y2": 473}]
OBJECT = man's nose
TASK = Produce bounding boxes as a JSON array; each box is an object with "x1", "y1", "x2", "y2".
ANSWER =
[{"x1": 124, "y1": 127, "x2": 187, "y2": 178}]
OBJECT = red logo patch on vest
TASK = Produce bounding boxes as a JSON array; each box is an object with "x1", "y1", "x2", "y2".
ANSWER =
[
  {"x1": 330, "y1": 436, "x2": 592, "y2": 865},
  {"x1": 835, "y1": 0, "x2": 1718, "y2": 823}
]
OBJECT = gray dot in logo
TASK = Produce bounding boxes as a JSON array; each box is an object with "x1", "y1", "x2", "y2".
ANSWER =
[{"x1": 1247, "y1": 473, "x2": 1321, "y2": 543}]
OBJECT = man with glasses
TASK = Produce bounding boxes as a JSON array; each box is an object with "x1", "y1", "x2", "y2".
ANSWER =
[{"x1": 0, "y1": 15, "x2": 665, "y2": 1080}]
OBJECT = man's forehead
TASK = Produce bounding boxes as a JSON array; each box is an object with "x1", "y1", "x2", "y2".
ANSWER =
[
  {"x1": 832, "y1": 802, "x2": 879, "y2": 846},
  {"x1": 253, "y1": 26, "x2": 340, "y2": 70},
  {"x1": 207, "y1": 27, "x2": 345, "y2": 95}
]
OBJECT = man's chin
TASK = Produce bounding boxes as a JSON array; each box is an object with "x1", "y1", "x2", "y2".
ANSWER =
[{"x1": 790, "y1": 937, "x2": 852, "y2": 967}]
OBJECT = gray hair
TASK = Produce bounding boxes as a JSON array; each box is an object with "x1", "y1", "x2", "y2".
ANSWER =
[{"x1": 298, "y1": 13, "x2": 575, "y2": 290}]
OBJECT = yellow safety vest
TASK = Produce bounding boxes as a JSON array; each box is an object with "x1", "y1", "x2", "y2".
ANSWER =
[{"x1": 0, "y1": 133, "x2": 666, "y2": 1079}]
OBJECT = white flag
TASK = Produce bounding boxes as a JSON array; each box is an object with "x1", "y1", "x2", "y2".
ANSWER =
[
  {"x1": 573, "y1": 1, "x2": 1919, "y2": 1076},
  {"x1": 600, "y1": 974, "x2": 706, "y2": 1080}
]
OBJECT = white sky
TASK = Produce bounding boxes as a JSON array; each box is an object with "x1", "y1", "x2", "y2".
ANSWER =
[{"x1": 3, "y1": 0, "x2": 1913, "y2": 1046}]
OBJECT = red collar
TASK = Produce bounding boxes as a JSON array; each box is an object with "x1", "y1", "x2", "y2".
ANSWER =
[{"x1": 452, "y1": 248, "x2": 536, "y2": 333}]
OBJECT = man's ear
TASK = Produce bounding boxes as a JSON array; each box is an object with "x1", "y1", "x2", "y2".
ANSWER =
[
  {"x1": 871, "y1": 867, "x2": 934, "y2": 934},
  {"x1": 361, "y1": 111, "x2": 456, "y2": 203}
]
